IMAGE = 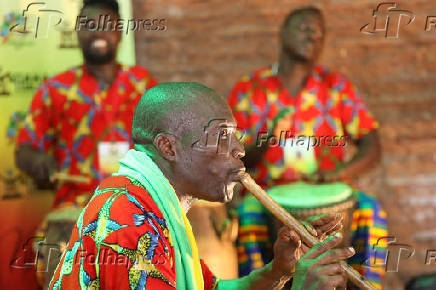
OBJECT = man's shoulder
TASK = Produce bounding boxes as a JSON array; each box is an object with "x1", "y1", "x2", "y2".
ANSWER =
[
  {"x1": 251, "y1": 65, "x2": 275, "y2": 79},
  {"x1": 40, "y1": 66, "x2": 81, "y2": 88},
  {"x1": 99, "y1": 175, "x2": 160, "y2": 206},
  {"x1": 313, "y1": 65, "x2": 352, "y2": 88},
  {"x1": 98, "y1": 174, "x2": 139, "y2": 189},
  {"x1": 231, "y1": 65, "x2": 278, "y2": 93},
  {"x1": 123, "y1": 65, "x2": 155, "y2": 80},
  {"x1": 86, "y1": 175, "x2": 165, "y2": 223},
  {"x1": 242, "y1": 65, "x2": 276, "y2": 82}
]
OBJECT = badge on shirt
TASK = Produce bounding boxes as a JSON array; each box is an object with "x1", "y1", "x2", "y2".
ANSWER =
[
  {"x1": 98, "y1": 141, "x2": 130, "y2": 178},
  {"x1": 283, "y1": 136, "x2": 318, "y2": 175}
]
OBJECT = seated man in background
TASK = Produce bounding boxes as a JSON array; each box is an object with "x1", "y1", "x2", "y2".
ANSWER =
[
  {"x1": 14, "y1": 0, "x2": 157, "y2": 287},
  {"x1": 228, "y1": 6, "x2": 387, "y2": 288},
  {"x1": 50, "y1": 82, "x2": 355, "y2": 289}
]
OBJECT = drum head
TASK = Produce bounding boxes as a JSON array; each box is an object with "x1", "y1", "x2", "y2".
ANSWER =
[{"x1": 266, "y1": 181, "x2": 352, "y2": 208}]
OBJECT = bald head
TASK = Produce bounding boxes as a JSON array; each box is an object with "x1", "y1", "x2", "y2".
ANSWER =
[
  {"x1": 132, "y1": 82, "x2": 232, "y2": 148},
  {"x1": 131, "y1": 82, "x2": 245, "y2": 205},
  {"x1": 282, "y1": 6, "x2": 324, "y2": 29}
]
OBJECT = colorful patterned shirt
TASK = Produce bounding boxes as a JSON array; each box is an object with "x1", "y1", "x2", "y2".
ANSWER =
[
  {"x1": 229, "y1": 65, "x2": 386, "y2": 288},
  {"x1": 49, "y1": 175, "x2": 218, "y2": 289},
  {"x1": 16, "y1": 65, "x2": 157, "y2": 208},
  {"x1": 228, "y1": 65, "x2": 378, "y2": 186}
]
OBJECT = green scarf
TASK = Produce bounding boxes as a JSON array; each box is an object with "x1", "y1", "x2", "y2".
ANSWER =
[{"x1": 115, "y1": 149, "x2": 204, "y2": 290}]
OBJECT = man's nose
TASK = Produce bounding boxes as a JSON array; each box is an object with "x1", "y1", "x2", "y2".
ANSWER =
[
  {"x1": 308, "y1": 28, "x2": 323, "y2": 41},
  {"x1": 92, "y1": 29, "x2": 109, "y2": 38}
]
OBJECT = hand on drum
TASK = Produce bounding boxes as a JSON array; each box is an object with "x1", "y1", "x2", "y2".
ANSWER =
[{"x1": 16, "y1": 145, "x2": 57, "y2": 188}]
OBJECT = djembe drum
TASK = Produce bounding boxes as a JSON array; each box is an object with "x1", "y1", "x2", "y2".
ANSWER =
[{"x1": 266, "y1": 181, "x2": 356, "y2": 247}]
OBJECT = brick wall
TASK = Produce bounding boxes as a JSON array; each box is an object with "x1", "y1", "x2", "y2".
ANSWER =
[{"x1": 132, "y1": 0, "x2": 436, "y2": 288}]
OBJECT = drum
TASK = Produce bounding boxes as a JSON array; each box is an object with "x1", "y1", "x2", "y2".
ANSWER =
[
  {"x1": 187, "y1": 200, "x2": 239, "y2": 279},
  {"x1": 266, "y1": 181, "x2": 356, "y2": 246}
]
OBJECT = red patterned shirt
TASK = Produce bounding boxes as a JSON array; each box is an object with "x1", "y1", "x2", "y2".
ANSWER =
[
  {"x1": 16, "y1": 65, "x2": 157, "y2": 208},
  {"x1": 49, "y1": 175, "x2": 218, "y2": 289},
  {"x1": 228, "y1": 65, "x2": 378, "y2": 187}
]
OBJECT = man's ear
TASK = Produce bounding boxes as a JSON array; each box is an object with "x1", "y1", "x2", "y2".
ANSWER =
[{"x1": 153, "y1": 134, "x2": 178, "y2": 162}]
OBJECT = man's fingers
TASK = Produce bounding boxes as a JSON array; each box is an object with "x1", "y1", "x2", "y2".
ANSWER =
[
  {"x1": 274, "y1": 227, "x2": 302, "y2": 267},
  {"x1": 316, "y1": 263, "x2": 344, "y2": 276},
  {"x1": 320, "y1": 224, "x2": 343, "y2": 241},
  {"x1": 307, "y1": 213, "x2": 335, "y2": 225},
  {"x1": 317, "y1": 247, "x2": 355, "y2": 265},
  {"x1": 301, "y1": 242, "x2": 310, "y2": 255},
  {"x1": 277, "y1": 227, "x2": 301, "y2": 247},
  {"x1": 308, "y1": 213, "x2": 341, "y2": 226},
  {"x1": 315, "y1": 215, "x2": 343, "y2": 236},
  {"x1": 323, "y1": 275, "x2": 347, "y2": 289},
  {"x1": 304, "y1": 232, "x2": 343, "y2": 260},
  {"x1": 302, "y1": 221, "x2": 318, "y2": 237}
]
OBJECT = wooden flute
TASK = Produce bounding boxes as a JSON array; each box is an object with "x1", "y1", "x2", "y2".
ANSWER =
[{"x1": 237, "y1": 172, "x2": 376, "y2": 290}]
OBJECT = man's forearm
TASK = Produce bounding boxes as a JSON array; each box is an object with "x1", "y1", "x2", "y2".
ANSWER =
[{"x1": 218, "y1": 263, "x2": 291, "y2": 290}]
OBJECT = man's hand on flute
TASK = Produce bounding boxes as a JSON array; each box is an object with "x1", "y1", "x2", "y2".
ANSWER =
[
  {"x1": 291, "y1": 233, "x2": 355, "y2": 290},
  {"x1": 272, "y1": 213, "x2": 344, "y2": 276},
  {"x1": 270, "y1": 230, "x2": 354, "y2": 290},
  {"x1": 220, "y1": 213, "x2": 353, "y2": 289}
]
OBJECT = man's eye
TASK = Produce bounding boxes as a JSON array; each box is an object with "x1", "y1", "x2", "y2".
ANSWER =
[{"x1": 220, "y1": 130, "x2": 229, "y2": 138}]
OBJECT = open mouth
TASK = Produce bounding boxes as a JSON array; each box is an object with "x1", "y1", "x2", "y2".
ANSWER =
[
  {"x1": 90, "y1": 39, "x2": 108, "y2": 52},
  {"x1": 224, "y1": 181, "x2": 237, "y2": 202},
  {"x1": 223, "y1": 167, "x2": 245, "y2": 202}
]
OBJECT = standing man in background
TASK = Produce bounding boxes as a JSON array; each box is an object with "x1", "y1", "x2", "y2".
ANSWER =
[
  {"x1": 228, "y1": 6, "x2": 387, "y2": 288},
  {"x1": 14, "y1": 0, "x2": 157, "y2": 287}
]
